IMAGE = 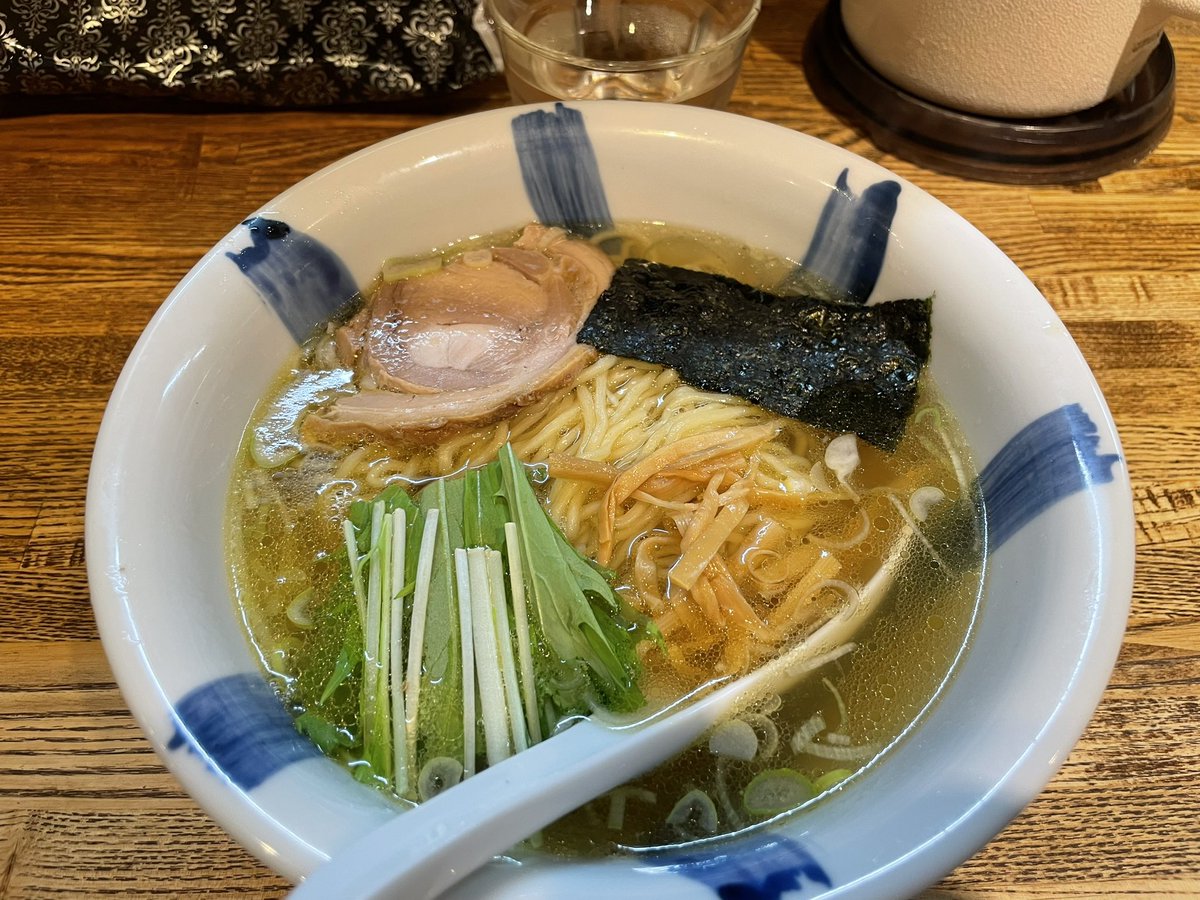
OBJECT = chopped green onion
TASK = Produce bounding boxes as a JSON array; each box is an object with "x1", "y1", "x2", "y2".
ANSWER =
[
  {"x1": 453, "y1": 548, "x2": 477, "y2": 778},
  {"x1": 468, "y1": 548, "x2": 512, "y2": 766},
  {"x1": 743, "y1": 769, "x2": 817, "y2": 816},
  {"x1": 740, "y1": 712, "x2": 780, "y2": 758},
  {"x1": 909, "y1": 485, "x2": 946, "y2": 522},
  {"x1": 487, "y1": 549, "x2": 529, "y2": 754},
  {"x1": 389, "y1": 508, "x2": 409, "y2": 797},
  {"x1": 708, "y1": 719, "x2": 758, "y2": 761},
  {"x1": 666, "y1": 788, "x2": 719, "y2": 835},
  {"x1": 286, "y1": 588, "x2": 314, "y2": 629},
  {"x1": 504, "y1": 521, "x2": 543, "y2": 745},
  {"x1": 360, "y1": 501, "x2": 393, "y2": 784},
  {"x1": 824, "y1": 433, "x2": 860, "y2": 493},
  {"x1": 342, "y1": 518, "x2": 367, "y2": 623},
  {"x1": 404, "y1": 509, "x2": 440, "y2": 771},
  {"x1": 606, "y1": 786, "x2": 656, "y2": 830},
  {"x1": 381, "y1": 255, "x2": 442, "y2": 283},
  {"x1": 418, "y1": 756, "x2": 464, "y2": 801},
  {"x1": 713, "y1": 757, "x2": 743, "y2": 828},
  {"x1": 813, "y1": 768, "x2": 855, "y2": 793}
]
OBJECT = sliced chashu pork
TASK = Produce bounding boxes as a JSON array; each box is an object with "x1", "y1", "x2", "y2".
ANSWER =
[{"x1": 303, "y1": 224, "x2": 614, "y2": 445}]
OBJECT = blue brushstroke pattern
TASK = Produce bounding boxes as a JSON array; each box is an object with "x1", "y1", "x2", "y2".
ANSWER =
[
  {"x1": 656, "y1": 834, "x2": 831, "y2": 900},
  {"x1": 166, "y1": 673, "x2": 320, "y2": 791},
  {"x1": 979, "y1": 403, "x2": 1121, "y2": 551},
  {"x1": 226, "y1": 216, "x2": 360, "y2": 344},
  {"x1": 800, "y1": 169, "x2": 900, "y2": 303},
  {"x1": 650, "y1": 405, "x2": 1115, "y2": 894},
  {"x1": 512, "y1": 103, "x2": 614, "y2": 236}
]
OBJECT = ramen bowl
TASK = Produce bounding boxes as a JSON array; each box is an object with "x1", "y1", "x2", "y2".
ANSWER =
[{"x1": 86, "y1": 102, "x2": 1133, "y2": 898}]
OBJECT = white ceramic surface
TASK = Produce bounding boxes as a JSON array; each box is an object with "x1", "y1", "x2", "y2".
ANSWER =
[
  {"x1": 841, "y1": 0, "x2": 1200, "y2": 117},
  {"x1": 86, "y1": 103, "x2": 1134, "y2": 898}
]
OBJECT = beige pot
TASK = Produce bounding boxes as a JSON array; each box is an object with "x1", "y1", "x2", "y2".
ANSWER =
[{"x1": 841, "y1": 0, "x2": 1200, "y2": 117}]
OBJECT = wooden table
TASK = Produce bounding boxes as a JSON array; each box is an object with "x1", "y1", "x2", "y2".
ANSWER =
[{"x1": 2, "y1": 1, "x2": 1197, "y2": 896}]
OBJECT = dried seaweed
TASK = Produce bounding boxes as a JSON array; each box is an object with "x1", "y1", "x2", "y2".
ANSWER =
[{"x1": 577, "y1": 260, "x2": 932, "y2": 450}]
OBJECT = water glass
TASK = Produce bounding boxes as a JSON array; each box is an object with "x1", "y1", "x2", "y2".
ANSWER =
[{"x1": 483, "y1": 0, "x2": 760, "y2": 108}]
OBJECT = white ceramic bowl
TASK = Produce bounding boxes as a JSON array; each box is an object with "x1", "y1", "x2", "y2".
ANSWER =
[{"x1": 86, "y1": 103, "x2": 1133, "y2": 898}]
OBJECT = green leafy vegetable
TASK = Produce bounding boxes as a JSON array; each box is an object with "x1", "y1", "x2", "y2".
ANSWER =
[
  {"x1": 318, "y1": 640, "x2": 357, "y2": 705},
  {"x1": 292, "y1": 443, "x2": 659, "y2": 802},
  {"x1": 462, "y1": 463, "x2": 508, "y2": 550},
  {"x1": 358, "y1": 501, "x2": 395, "y2": 785},
  {"x1": 295, "y1": 710, "x2": 355, "y2": 755},
  {"x1": 497, "y1": 443, "x2": 655, "y2": 713},
  {"x1": 412, "y1": 479, "x2": 466, "y2": 772},
  {"x1": 666, "y1": 788, "x2": 720, "y2": 835}
]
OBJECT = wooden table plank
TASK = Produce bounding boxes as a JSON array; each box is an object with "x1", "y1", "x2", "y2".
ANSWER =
[{"x1": 1, "y1": 1, "x2": 1198, "y2": 896}]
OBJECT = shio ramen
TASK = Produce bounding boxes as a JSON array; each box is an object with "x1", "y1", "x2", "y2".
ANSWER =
[{"x1": 226, "y1": 222, "x2": 985, "y2": 855}]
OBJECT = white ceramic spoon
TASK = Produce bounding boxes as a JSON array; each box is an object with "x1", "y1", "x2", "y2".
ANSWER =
[{"x1": 289, "y1": 535, "x2": 908, "y2": 900}]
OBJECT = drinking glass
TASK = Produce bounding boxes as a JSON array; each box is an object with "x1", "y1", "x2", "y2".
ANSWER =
[{"x1": 483, "y1": 0, "x2": 760, "y2": 108}]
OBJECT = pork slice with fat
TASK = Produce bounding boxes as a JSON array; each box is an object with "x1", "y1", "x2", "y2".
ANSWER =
[
  {"x1": 304, "y1": 344, "x2": 598, "y2": 445},
  {"x1": 304, "y1": 226, "x2": 614, "y2": 444}
]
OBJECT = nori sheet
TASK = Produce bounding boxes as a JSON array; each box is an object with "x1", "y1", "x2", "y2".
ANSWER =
[{"x1": 577, "y1": 259, "x2": 932, "y2": 450}]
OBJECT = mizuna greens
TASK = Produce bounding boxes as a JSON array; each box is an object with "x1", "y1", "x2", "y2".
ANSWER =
[{"x1": 294, "y1": 443, "x2": 659, "y2": 799}]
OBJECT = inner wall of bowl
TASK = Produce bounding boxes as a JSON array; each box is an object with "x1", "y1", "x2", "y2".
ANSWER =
[
  {"x1": 96, "y1": 104, "x2": 1124, "y2": 891},
  {"x1": 90, "y1": 250, "x2": 408, "y2": 867},
  {"x1": 97, "y1": 268, "x2": 284, "y2": 700}
]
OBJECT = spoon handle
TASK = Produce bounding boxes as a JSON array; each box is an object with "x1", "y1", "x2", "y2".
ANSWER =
[
  {"x1": 288, "y1": 638, "x2": 854, "y2": 900},
  {"x1": 288, "y1": 710, "x2": 697, "y2": 900}
]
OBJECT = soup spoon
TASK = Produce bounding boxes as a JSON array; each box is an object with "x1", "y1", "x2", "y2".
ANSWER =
[{"x1": 289, "y1": 534, "x2": 909, "y2": 900}]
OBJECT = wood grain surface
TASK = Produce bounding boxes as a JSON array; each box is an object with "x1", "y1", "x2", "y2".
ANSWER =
[{"x1": 2, "y1": 1, "x2": 1198, "y2": 896}]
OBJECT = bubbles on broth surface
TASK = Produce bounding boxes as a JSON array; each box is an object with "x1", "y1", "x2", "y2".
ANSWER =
[
  {"x1": 226, "y1": 221, "x2": 986, "y2": 855},
  {"x1": 536, "y1": 405, "x2": 984, "y2": 856}
]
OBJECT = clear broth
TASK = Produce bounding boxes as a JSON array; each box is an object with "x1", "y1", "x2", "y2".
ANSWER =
[{"x1": 226, "y1": 222, "x2": 986, "y2": 855}]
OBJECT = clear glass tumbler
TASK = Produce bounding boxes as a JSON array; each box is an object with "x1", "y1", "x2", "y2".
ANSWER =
[{"x1": 484, "y1": 0, "x2": 761, "y2": 108}]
